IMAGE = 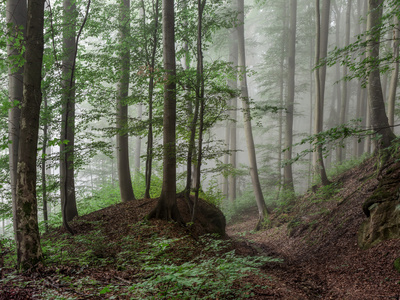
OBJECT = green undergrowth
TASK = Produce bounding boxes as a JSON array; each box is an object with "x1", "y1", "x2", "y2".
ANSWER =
[{"x1": 1, "y1": 220, "x2": 281, "y2": 299}]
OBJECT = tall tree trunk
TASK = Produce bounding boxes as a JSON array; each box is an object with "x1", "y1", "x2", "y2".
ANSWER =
[
  {"x1": 148, "y1": 0, "x2": 181, "y2": 222},
  {"x1": 7, "y1": 0, "x2": 26, "y2": 240},
  {"x1": 387, "y1": 15, "x2": 399, "y2": 127},
  {"x1": 278, "y1": 1, "x2": 287, "y2": 196},
  {"x1": 338, "y1": 0, "x2": 351, "y2": 162},
  {"x1": 60, "y1": 0, "x2": 78, "y2": 222},
  {"x1": 228, "y1": 25, "x2": 238, "y2": 203},
  {"x1": 308, "y1": 37, "x2": 314, "y2": 187},
  {"x1": 15, "y1": 0, "x2": 45, "y2": 272},
  {"x1": 116, "y1": 0, "x2": 135, "y2": 202},
  {"x1": 353, "y1": 0, "x2": 364, "y2": 157},
  {"x1": 319, "y1": 0, "x2": 331, "y2": 101},
  {"x1": 42, "y1": 95, "x2": 49, "y2": 233},
  {"x1": 366, "y1": 0, "x2": 395, "y2": 150},
  {"x1": 361, "y1": 0, "x2": 369, "y2": 155},
  {"x1": 314, "y1": 0, "x2": 330, "y2": 186},
  {"x1": 283, "y1": 0, "x2": 296, "y2": 192},
  {"x1": 313, "y1": 0, "x2": 330, "y2": 174},
  {"x1": 192, "y1": 0, "x2": 206, "y2": 222},
  {"x1": 237, "y1": 0, "x2": 270, "y2": 229},
  {"x1": 333, "y1": 0, "x2": 342, "y2": 163},
  {"x1": 144, "y1": 0, "x2": 160, "y2": 199}
]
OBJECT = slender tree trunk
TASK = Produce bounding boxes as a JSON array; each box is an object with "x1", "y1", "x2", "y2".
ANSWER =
[
  {"x1": 283, "y1": 0, "x2": 296, "y2": 192},
  {"x1": 7, "y1": 0, "x2": 26, "y2": 240},
  {"x1": 308, "y1": 37, "x2": 314, "y2": 187},
  {"x1": 314, "y1": 0, "x2": 330, "y2": 186},
  {"x1": 60, "y1": 0, "x2": 78, "y2": 222},
  {"x1": 222, "y1": 124, "x2": 230, "y2": 198},
  {"x1": 366, "y1": 0, "x2": 395, "y2": 151},
  {"x1": 353, "y1": 0, "x2": 363, "y2": 157},
  {"x1": 15, "y1": 0, "x2": 45, "y2": 272},
  {"x1": 228, "y1": 25, "x2": 238, "y2": 203},
  {"x1": 387, "y1": 15, "x2": 399, "y2": 127},
  {"x1": 192, "y1": 0, "x2": 206, "y2": 222},
  {"x1": 338, "y1": 0, "x2": 351, "y2": 162},
  {"x1": 116, "y1": 0, "x2": 135, "y2": 202},
  {"x1": 278, "y1": 1, "x2": 287, "y2": 196},
  {"x1": 42, "y1": 95, "x2": 49, "y2": 233},
  {"x1": 237, "y1": 0, "x2": 270, "y2": 229},
  {"x1": 319, "y1": 0, "x2": 330, "y2": 102},
  {"x1": 361, "y1": 0, "x2": 369, "y2": 155},
  {"x1": 144, "y1": 0, "x2": 160, "y2": 199},
  {"x1": 135, "y1": 103, "x2": 142, "y2": 175},
  {"x1": 333, "y1": 0, "x2": 342, "y2": 163},
  {"x1": 149, "y1": 0, "x2": 182, "y2": 222}
]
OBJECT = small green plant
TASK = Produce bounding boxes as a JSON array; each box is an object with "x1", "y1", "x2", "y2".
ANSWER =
[
  {"x1": 129, "y1": 236, "x2": 281, "y2": 299},
  {"x1": 313, "y1": 182, "x2": 342, "y2": 202},
  {"x1": 394, "y1": 257, "x2": 400, "y2": 274}
]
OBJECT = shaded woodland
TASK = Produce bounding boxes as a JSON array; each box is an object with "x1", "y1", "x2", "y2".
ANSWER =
[{"x1": 1, "y1": 0, "x2": 400, "y2": 298}]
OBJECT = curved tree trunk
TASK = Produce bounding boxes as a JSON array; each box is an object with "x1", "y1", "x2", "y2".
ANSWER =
[
  {"x1": 15, "y1": 0, "x2": 45, "y2": 272},
  {"x1": 237, "y1": 0, "x2": 270, "y2": 229}
]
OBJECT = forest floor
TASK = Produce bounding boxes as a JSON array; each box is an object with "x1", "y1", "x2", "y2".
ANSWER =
[
  {"x1": 1, "y1": 156, "x2": 400, "y2": 299},
  {"x1": 228, "y1": 156, "x2": 400, "y2": 299}
]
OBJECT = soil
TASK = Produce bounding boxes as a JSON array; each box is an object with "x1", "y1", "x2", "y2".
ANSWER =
[
  {"x1": 2, "y1": 157, "x2": 400, "y2": 299},
  {"x1": 228, "y1": 157, "x2": 400, "y2": 299}
]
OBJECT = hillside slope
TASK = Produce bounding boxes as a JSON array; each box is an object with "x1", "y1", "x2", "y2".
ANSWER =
[{"x1": 228, "y1": 156, "x2": 400, "y2": 299}]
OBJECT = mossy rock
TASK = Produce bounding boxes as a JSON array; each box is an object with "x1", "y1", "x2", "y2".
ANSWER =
[
  {"x1": 358, "y1": 198, "x2": 400, "y2": 249},
  {"x1": 394, "y1": 257, "x2": 400, "y2": 274}
]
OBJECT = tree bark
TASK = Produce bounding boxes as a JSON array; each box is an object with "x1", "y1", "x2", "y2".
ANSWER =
[
  {"x1": 237, "y1": 0, "x2": 270, "y2": 229},
  {"x1": 15, "y1": 0, "x2": 45, "y2": 272},
  {"x1": 144, "y1": 0, "x2": 160, "y2": 199},
  {"x1": 228, "y1": 23, "x2": 238, "y2": 202},
  {"x1": 42, "y1": 95, "x2": 49, "y2": 233},
  {"x1": 338, "y1": 0, "x2": 351, "y2": 162},
  {"x1": 314, "y1": 0, "x2": 330, "y2": 186},
  {"x1": 60, "y1": 0, "x2": 78, "y2": 222},
  {"x1": 387, "y1": 15, "x2": 399, "y2": 127},
  {"x1": 283, "y1": 0, "x2": 296, "y2": 192},
  {"x1": 7, "y1": 0, "x2": 26, "y2": 241},
  {"x1": 148, "y1": 0, "x2": 182, "y2": 222},
  {"x1": 116, "y1": 0, "x2": 135, "y2": 202},
  {"x1": 278, "y1": 1, "x2": 287, "y2": 196},
  {"x1": 366, "y1": 0, "x2": 395, "y2": 150}
]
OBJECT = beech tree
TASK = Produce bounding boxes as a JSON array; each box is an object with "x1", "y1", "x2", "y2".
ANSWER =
[
  {"x1": 366, "y1": 0, "x2": 395, "y2": 150},
  {"x1": 148, "y1": 0, "x2": 182, "y2": 221},
  {"x1": 237, "y1": 0, "x2": 270, "y2": 229},
  {"x1": 337, "y1": 0, "x2": 351, "y2": 162},
  {"x1": 387, "y1": 14, "x2": 399, "y2": 127},
  {"x1": 15, "y1": 0, "x2": 45, "y2": 271},
  {"x1": 313, "y1": 0, "x2": 330, "y2": 186},
  {"x1": 116, "y1": 0, "x2": 135, "y2": 202},
  {"x1": 283, "y1": 0, "x2": 296, "y2": 191},
  {"x1": 6, "y1": 0, "x2": 26, "y2": 238},
  {"x1": 60, "y1": 0, "x2": 79, "y2": 224}
]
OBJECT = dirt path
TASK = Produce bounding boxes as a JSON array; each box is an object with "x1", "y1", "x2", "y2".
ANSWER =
[{"x1": 227, "y1": 208, "x2": 400, "y2": 299}]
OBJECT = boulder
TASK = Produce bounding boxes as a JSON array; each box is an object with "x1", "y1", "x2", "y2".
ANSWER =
[{"x1": 358, "y1": 177, "x2": 400, "y2": 249}]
